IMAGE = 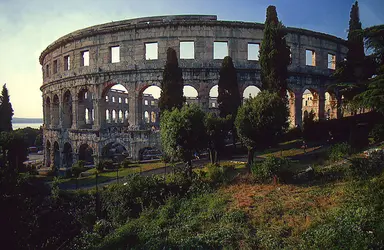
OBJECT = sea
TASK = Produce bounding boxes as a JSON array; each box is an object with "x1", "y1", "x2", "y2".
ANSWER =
[{"x1": 13, "y1": 123, "x2": 42, "y2": 130}]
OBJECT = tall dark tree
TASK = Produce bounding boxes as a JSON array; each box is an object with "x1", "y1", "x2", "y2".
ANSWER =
[
  {"x1": 259, "y1": 5, "x2": 291, "y2": 98},
  {"x1": 217, "y1": 56, "x2": 241, "y2": 118},
  {"x1": 331, "y1": 1, "x2": 374, "y2": 101},
  {"x1": 158, "y1": 48, "x2": 185, "y2": 113},
  {"x1": 0, "y1": 84, "x2": 14, "y2": 132}
]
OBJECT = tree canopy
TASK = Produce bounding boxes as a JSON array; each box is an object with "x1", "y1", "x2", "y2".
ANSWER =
[
  {"x1": 217, "y1": 56, "x2": 241, "y2": 119},
  {"x1": 160, "y1": 104, "x2": 206, "y2": 175},
  {"x1": 158, "y1": 48, "x2": 185, "y2": 113},
  {"x1": 259, "y1": 5, "x2": 291, "y2": 98},
  {"x1": 235, "y1": 91, "x2": 289, "y2": 170},
  {"x1": 0, "y1": 84, "x2": 14, "y2": 132}
]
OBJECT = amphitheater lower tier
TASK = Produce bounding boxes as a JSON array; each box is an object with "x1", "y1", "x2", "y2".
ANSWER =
[{"x1": 39, "y1": 15, "x2": 350, "y2": 171}]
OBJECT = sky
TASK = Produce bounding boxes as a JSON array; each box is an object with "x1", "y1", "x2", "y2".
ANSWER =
[{"x1": 0, "y1": 0, "x2": 383, "y2": 118}]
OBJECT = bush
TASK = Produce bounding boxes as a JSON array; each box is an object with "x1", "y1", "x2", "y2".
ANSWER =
[
  {"x1": 251, "y1": 156, "x2": 293, "y2": 183},
  {"x1": 97, "y1": 159, "x2": 114, "y2": 172},
  {"x1": 121, "y1": 159, "x2": 132, "y2": 168},
  {"x1": 71, "y1": 160, "x2": 86, "y2": 177},
  {"x1": 328, "y1": 142, "x2": 351, "y2": 162},
  {"x1": 370, "y1": 123, "x2": 384, "y2": 143},
  {"x1": 348, "y1": 151, "x2": 384, "y2": 179},
  {"x1": 205, "y1": 163, "x2": 235, "y2": 184}
]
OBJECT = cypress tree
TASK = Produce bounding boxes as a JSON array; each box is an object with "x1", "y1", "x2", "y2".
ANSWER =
[
  {"x1": 347, "y1": 1, "x2": 365, "y2": 68},
  {"x1": 158, "y1": 48, "x2": 185, "y2": 113},
  {"x1": 0, "y1": 84, "x2": 14, "y2": 132},
  {"x1": 217, "y1": 56, "x2": 241, "y2": 118},
  {"x1": 259, "y1": 5, "x2": 291, "y2": 98}
]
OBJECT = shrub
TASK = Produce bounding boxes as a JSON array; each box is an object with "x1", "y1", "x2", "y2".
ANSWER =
[
  {"x1": 328, "y1": 142, "x2": 351, "y2": 162},
  {"x1": 251, "y1": 156, "x2": 293, "y2": 183},
  {"x1": 348, "y1": 151, "x2": 384, "y2": 179},
  {"x1": 205, "y1": 163, "x2": 235, "y2": 184},
  {"x1": 121, "y1": 159, "x2": 132, "y2": 168},
  {"x1": 370, "y1": 123, "x2": 384, "y2": 143},
  {"x1": 97, "y1": 159, "x2": 114, "y2": 172},
  {"x1": 71, "y1": 160, "x2": 86, "y2": 177}
]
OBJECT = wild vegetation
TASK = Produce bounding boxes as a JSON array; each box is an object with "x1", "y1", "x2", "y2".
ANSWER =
[{"x1": 1, "y1": 2, "x2": 384, "y2": 249}]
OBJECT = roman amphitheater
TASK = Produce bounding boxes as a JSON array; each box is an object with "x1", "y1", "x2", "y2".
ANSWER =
[{"x1": 40, "y1": 15, "x2": 348, "y2": 172}]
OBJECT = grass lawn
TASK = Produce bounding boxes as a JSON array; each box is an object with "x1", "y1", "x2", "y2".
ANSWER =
[{"x1": 59, "y1": 161, "x2": 167, "y2": 188}]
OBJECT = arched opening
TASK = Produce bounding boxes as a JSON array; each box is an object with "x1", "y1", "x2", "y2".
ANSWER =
[
  {"x1": 183, "y1": 85, "x2": 199, "y2": 105},
  {"x1": 302, "y1": 89, "x2": 319, "y2": 120},
  {"x1": 119, "y1": 110, "x2": 123, "y2": 123},
  {"x1": 102, "y1": 83, "x2": 129, "y2": 127},
  {"x1": 63, "y1": 142, "x2": 73, "y2": 168},
  {"x1": 102, "y1": 142, "x2": 128, "y2": 162},
  {"x1": 62, "y1": 90, "x2": 73, "y2": 129},
  {"x1": 78, "y1": 88, "x2": 94, "y2": 129},
  {"x1": 144, "y1": 111, "x2": 149, "y2": 123},
  {"x1": 112, "y1": 110, "x2": 117, "y2": 123},
  {"x1": 78, "y1": 144, "x2": 94, "y2": 165},
  {"x1": 139, "y1": 85, "x2": 161, "y2": 127},
  {"x1": 208, "y1": 85, "x2": 219, "y2": 113},
  {"x1": 325, "y1": 92, "x2": 337, "y2": 120},
  {"x1": 46, "y1": 140, "x2": 51, "y2": 168},
  {"x1": 139, "y1": 147, "x2": 162, "y2": 161},
  {"x1": 53, "y1": 141, "x2": 60, "y2": 169},
  {"x1": 243, "y1": 86, "x2": 261, "y2": 100},
  {"x1": 286, "y1": 90, "x2": 296, "y2": 127},
  {"x1": 45, "y1": 97, "x2": 51, "y2": 127},
  {"x1": 151, "y1": 111, "x2": 156, "y2": 123},
  {"x1": 52, "y1": 95, "x2": 59, "y2": 127}
]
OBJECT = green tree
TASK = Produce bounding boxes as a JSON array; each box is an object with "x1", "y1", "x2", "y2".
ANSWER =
[
  {"x1": 217, "y1": 56, "x2": 241, "y2": 148},
  {"x1": 158, "y1": 48, "x2": 185, "y2": 113},
  {"x1": 0, "y1": 131, "x2": 28, "y2": 172},
  {"x1": 0, "y1": 84, "x2": 14, "y2": 132},
  {"x1": 354, "y1": 25, "x2": 384, "y2": 113},
  {"x1": 160, "y1": 104, "x2": 206, "y2": 176},
  {"x1": 259, "y1": 5, "x2": 291, "y2": 98},
  {"x1": 331, "y1": 1, "x2": 374, "y2": 102},
  {"x1": 235, "y1": 91, "x2": 288, "y2": 171},
  {"x1": 217, "y1": 56, "x2": 241, "y2": 118},
  {"x1": 205, "y1": 113, "x2": 231, "y2": 164}
]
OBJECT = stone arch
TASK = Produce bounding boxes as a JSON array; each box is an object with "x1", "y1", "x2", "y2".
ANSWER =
[
  {"x1": 242, "y1": 85, "x2": 261, "y2": 100},
  {"x1": 53, "y1": 141, "x2": 60, "y2": 169},
  {"x1": 183, "y1": 85, "x2": 199, "y2": 105},
  {"x1": 45, "y1": 96, "x2": 51, "y2": 127},
  {"x1": 78, "y1": 143, "x2": 94, "y2": 165},
  {"x1": 100, "y1": 82, "x2": 130, "y2": 127},
  {"x1": 63, "y1": 142, "x2": 73, "y2": 168},
  {"x1": 144, "y1": 111, "x2": 149, "y2": 123},
  {"x1": 138, "y1": 83, "x2": 161, "y2": 127},
  {"x1": 52, "y1": 94, "x2": 60, "y2": 127},
  {"x1": 102, "y1": 141, "x2": 129, "y2": 161},
  {"x1": 139, "y1": 146, "x2": 162, "y2": 161},
  {"x1": 208, "y1": 85, "x2": 219, "y2": 112},
  {"x1": 78, "y1": 88, "x2": 94, "y2": 128},
  {"x1": 62, "y1": 90, "x2": 73, "y2": 129},
  {"x1": 325, "y1": 91, "x2": 337, "y2": 119},
  {"x1": 301, "y1": 88, "x2": 319, "y2": 120}
]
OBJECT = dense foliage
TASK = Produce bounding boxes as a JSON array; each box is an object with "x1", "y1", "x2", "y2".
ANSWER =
[
  {"x1": 160, "y1": 104, "x2": 206, "y2": 175},
  {"x1": 235, "y1": 91, "x2": 289, "y2": 168},
  {"x1": 0, "y1": 84, "x2": 14, "y2": 132},
  {"x1": 204, "y1": 113, "x2": 230, "y2": 163},
  {"x1": 259, "y1": 5, "x2": 290, "y2": 98},
  {"x1": 217, "y1": 56, "x2": 241, "y2": 119},
  {"x1": 158, "y1": 48, "x2": 185, "y2": 113}
]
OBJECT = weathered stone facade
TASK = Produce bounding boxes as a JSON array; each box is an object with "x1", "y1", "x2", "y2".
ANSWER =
[{"x1": 40, "y1": 15, "x2": 347, "y2": 171}]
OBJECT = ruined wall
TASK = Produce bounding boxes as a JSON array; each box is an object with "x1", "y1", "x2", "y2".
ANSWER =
[{"x1": 39, "y1": 15, "x2": 348, "y2": 171}]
